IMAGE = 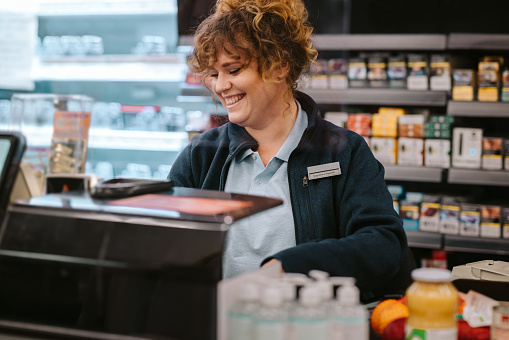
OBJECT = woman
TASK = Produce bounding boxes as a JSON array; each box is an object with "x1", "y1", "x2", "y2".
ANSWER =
[{"x1": 169, "y1": 0, "x2": 408, "y2": 299}]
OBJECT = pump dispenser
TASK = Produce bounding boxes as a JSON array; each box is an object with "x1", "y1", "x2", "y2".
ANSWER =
[{"x1": 329, "y1": 279, "x2": 369, "y2": 340}]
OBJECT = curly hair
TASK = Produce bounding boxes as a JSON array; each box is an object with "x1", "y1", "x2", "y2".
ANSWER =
[{"x1": 188, "y1": 0, "x2": 318, "y2": 99}]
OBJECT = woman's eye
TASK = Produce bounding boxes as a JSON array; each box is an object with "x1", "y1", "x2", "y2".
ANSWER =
[
  {"x1": 229, "y1": 68, "x2": 241, "y2": 75},
  {"x1": 210, "y1": 73, "x2": 219, "y2": 78}
]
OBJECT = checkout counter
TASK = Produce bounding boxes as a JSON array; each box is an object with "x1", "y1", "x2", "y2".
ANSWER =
[{"x1": 0, "y1": 140, "x2": 282, "y2": 340}]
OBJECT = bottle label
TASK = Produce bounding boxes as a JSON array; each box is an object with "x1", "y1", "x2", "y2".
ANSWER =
[{"x1": 405, "y1": 326, "x2": 457, "y2": 340}]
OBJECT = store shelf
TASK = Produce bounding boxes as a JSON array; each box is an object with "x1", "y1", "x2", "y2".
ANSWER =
[
  {"x1": 38, "y1": 0, "x2": 176, "y2": 17},
  {"x1": 384, "y1": 165, "x2": 444, "y2": 183},
  {"x1": 18, "y1": 126, "x2": 188, "y2": 152},
  {"x1": 444, "y1": 234, "x2": 509, "y2": 255},
  {"x1": 311, "y1": 34, "x2": 447, "y2": 51},
  {"x1": 32, "y1": 56, "x2": 187, "y2": 82},
  {"x1": 448, "y1": 168, "x2": 509, "y2": 186},
  {"x1": 448, "y1": 33, "x2": 509, "y2": 50},
  {"x1": 447, "y1": 101, "x2": 509, "y2": 118},
  {"x1": 405, "y1": 230, "x2": 442, "y2": 249},
  {"x1": 304, "y1": 89, "x2": 447, "y2": 106}
]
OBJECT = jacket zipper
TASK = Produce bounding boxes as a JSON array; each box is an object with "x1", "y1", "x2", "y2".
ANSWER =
[{"x1": 303, "y1": 176, "x2": 317, "y2": 239}]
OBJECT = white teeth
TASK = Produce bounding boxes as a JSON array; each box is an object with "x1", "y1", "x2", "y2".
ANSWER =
[{"x1": 225, "y1": 94, "x2": 245, "y2": 106}]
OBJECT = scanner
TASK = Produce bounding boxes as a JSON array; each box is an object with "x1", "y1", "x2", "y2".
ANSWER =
[{"x1": 452, "y1": 260, "x2": 509, "y2": 282}]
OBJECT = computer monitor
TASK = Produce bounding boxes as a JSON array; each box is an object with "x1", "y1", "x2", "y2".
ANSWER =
[{"x1": 0, "y1": 131, "x2": 26, "y2": 219}]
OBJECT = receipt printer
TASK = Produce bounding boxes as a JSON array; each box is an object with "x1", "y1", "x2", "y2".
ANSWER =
[{"x1": 452, "y1": 260, "x2": 509, "y2": 282}]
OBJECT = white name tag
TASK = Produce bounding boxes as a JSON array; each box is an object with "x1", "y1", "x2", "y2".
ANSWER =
[{"x1": 307, "y1": 162, "x2": 341, "y2": 180}]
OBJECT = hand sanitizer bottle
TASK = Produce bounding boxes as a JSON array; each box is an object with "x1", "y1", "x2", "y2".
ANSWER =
[
  {"x1": 290, "y1": 285, "x2": 328, "y2": 340},
  {"x1": 253, "y1": 285, "x2": 287, "y2": 340},
  {"x1": 329, "y1": 280, "x2": 369, "y2": 340},
  {"x1": 228, "y1": 281, "x2": 259, "y2": 340}
]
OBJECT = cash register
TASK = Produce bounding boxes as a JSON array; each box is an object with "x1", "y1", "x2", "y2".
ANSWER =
[{"x1": 0, "y1": 138, "x2": 283, "y2": 340}]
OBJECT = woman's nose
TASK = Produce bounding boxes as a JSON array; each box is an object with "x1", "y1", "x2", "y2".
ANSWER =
[{"x1": 215, "y1": 74, "x2": 231, "y2": 93}]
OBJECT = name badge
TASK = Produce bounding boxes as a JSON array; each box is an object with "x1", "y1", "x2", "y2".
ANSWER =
[{"x1": 307, "y1": 162, "x2": 341, "y2": 180}]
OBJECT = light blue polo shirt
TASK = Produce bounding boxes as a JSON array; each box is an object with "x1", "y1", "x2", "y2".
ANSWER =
[{"x1": 223, "y1": 101, "x2": 308, "y2": 279}]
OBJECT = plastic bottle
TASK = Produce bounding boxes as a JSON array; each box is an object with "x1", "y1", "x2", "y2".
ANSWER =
[
  {"x1": 290, "y1": 284, "x2": 328, "y2": 340},
  {"x1": 228, "y1": 281, "x2": 260, "y2": 340},
  {"x1": 405, "y1": 268, "x2": 458, "y2": 340},
  {"x1": 253, "y1": 285, "x2": 287, "y2": 340},
  {"x1": 329, "y1": 280, "x2": 369, "y2": 340}
]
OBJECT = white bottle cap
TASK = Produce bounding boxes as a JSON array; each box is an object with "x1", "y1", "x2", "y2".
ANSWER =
[
  {"x1": 411, "y1": 268, "x2": 453, "y2": 282},
  {"x1": 337, "y1": 281, "x2": 360, "y2": 307},
  {"x1": 276, "y1": 280, "x2": 295, "y2": 303},
  {"x1": 300, "y1": 285, "x2": 322, "y2": 307},
  {"x1": 281, "y1": 273, "x2": 312, "y2": 285},
  {"x1": 309, "y1": 270, "x2": 330, "y2": 281},
  {"x1": 261, "y1": 286, "x2": 283, "y2": 308},
  {"x1": 315, "y1": 280, "x2": 333, "y2": 302},
  {"x1": 238, "y1": 281, "x2": 259, "y2": 303}
]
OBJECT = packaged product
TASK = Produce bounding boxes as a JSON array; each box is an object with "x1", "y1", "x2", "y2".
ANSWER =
[
  {"x1": 328, "y1": 58, "x2": 348, "y2": 89},
  {"x1": 367, "y1": 55, "x2": 388, "y2": 88},
  {"x1": 309, "y1": 59, "x2": 329, "y2": 89},
  {"x1": 452, "y1": 69, "x2": 476, "y2": 101},
  {"x1": 424, "y1": 139, "x2": 451, "y2": 168},
  {"x1": 503, "y1": 207, "x2": 509, "y2": 239},
  {"x1": 419, "y1": 195, "x2": 441, "y2": 232},
  {"x1": 478, "y1": 60, "x2": 500, "y2": 102},
  {"x1": 440, "y1": 196, "x2": 462, "y2": 235},
  {"x1": 348, "y1": 57, "x2": 368, "y2": 88},
  {"x1": 370, "y1": 137, "x2": 397, "y2": 165},
  {"x1": 502, "y1": 68, "x2": 509, "y2": 102},
  {"x1": 459, "y1": 204, "x2": 481, "y2": 237},
  {"x1": 452, "y1": 128, "x2": 483, "y2": 169},
  {"x1": 397, "y1": 137, "x2": 424, "y2": 166},
  {"x1": 387, "y1": 55, "x2": 407, "y2": 89},
  {"x1": 480, "y1": 205, "x2": 502, "y2": 238},
  {"x1": 430, "y1": 54, "x2": 451, "y2": 91},
  {"x1": 481, "y1": 137, "x2": 503, "y2": 170},
  {"x1": 407, "y1": 54, "x2": 428, "y2": 90}
]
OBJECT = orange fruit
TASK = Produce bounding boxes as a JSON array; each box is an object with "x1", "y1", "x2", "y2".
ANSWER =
[{"x1": 371, "y1": 299, "x2": 409, "y2": 335}]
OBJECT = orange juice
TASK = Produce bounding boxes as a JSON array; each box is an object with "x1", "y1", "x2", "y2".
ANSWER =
[{"x1": 405, "y1": 268, "x2": 458, "y2": 340}]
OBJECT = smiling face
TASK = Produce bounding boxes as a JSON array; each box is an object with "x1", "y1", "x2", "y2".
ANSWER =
[{"x1": 208, "y1": 46, "x2": 290, "y2": 132}]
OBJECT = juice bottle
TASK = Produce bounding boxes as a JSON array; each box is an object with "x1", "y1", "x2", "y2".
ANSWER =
[{"x1": 405, "y1": 268, "x2": 458, "y2": 340}]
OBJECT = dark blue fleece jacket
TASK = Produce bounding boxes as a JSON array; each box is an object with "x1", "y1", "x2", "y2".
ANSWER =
[{"x1": 168, "y1": 91, "x2": 407, "y2": 294}]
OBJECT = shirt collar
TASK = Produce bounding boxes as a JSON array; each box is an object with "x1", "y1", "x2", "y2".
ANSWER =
[{"x1": 235, "y1": 100, "x2": 308, "y2": 163}]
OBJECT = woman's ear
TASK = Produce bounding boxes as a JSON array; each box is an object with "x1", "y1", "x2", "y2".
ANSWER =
[{"x1": 274, "y1": 62, "x2": 290, "y2": 80}]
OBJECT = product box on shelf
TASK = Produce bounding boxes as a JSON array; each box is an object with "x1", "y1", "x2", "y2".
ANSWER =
[
  {"x1": 424, "y1": 123, "x2": 452, "y2": 139},
  {"x1": 367, "y1": 56, "x2": 388, "y2": 88},
  {"x1": 387, "y1": 55, "x2": 407, "y2": 89},
  {"x1": 397, "y1": 137, "x2": 424, "y2": 166},
  {"x1": 328, "y1": 58, "x2": 348, "y2": 89},
  {"x1": 504, "y1": 139, "x2": 509, "y2": 170},
  {"x1": 309, "y1": 59, "x2": 329, "y2": 89},
  {"x1": 371, "y1": 113, "x2": 398, "y2": 138},
  {"x1": 400, "y1": 198, "x2": 421, "y2": 231},
  {"x1": 452, "y1": 128, "x2": 483, "y2": 169},
  {"x1": 440, "y1": 196, "x2": 462, "y2": 235},
  {"x1": 502, "y1": 68, "x2": 509, "y2": 102},
  {"x1": 459, "y1": 204, "x2": 481, "y2": 237},
  {"x1": 388, "y1": 184, "x2": 404, "y2": 214},
  {"x1": 480, "y1": 205, "x2": 502, "y2": 238},
  {"x1": 346, "y1": 113, "x2": 371, "y2": 136},
  {"x1": 407, "y1": 54, "x2": 428, "y2": 91},
  {"x1": 324, "y1": 111, "x2": 348, "y2": 128},
  {"x1": 419, "y1": 195, "x2": 441, "y2": 232},
  {"x1": 348, "y1": 57, "x2": 368, "y2": 88},
  {"x1": 452, "y1": 69, "x2": 476, "y2": 101},
  {"x1": 503, "y1": 207, "x2": 509, "y2": 239},
  {"x1": 478, "y1": 60, "x2": 500, "y2": 102},
  {"x1": 398, "y1": 114, "x2": 425, "y2": 138},
  {"x1": 370, "y1": 137, "x2": 397, "y2": 165},
  {"x1": 429, "y1": 54, "x2": 451, "y2": 91},
  {"x1": 424, "y1": 139, "x2": 451, "y2": 168},
  {"x1": 482, "y1": 137, "x2": 503, "y2": 170}
]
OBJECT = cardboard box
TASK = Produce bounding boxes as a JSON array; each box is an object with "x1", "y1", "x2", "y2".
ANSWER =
[
  {"x1": 328, "y1": 58, "x2": 348, "y2": 89},
  {"x1": 478, "y1": 61, "x2": 500, "y2": 102},
  {"x1": 452, "y1": 69, "x2": 476, "y2": 101},
  {"x1": 367, "y1": 56, "x2": 388, "y2": 88},
  {"x1": 399, "y1": 114, "x2": 425, "y2": 138},
  {"x1": 482, "y1": 137, "x2": 503, "y2": 170},
  {"x1": 503, "y1": 207, "x2": 509, "y2": 239},
  {"x1": 459, "y1": 204, "x2": 481, "y2": 237},
  {"x1": 424, "y1": 139, "x2": 451, "y2": 168},
  {"x1": 452, "y1": 128, "x2": 483, "y2": 169},
  {"x1": 430, "y1": 54, "x2": 451, "y2": 91},
  {"x1": 480, "y1": 205, "x2": 502, "y2": 238},
  {"x1": 401, "y1": 200, "x2": 420, "y2": 231},
  {"x1": 388, "y1": 55, "x2": 407, "y2": 89},
  {"x1": 440, "y1": 196, "x2": 461, "y2": 235},
  {"x1": 502, "y1": 68, "x2": 509, "y2": 102},
  {"x1": 348, "y1": 58, "x2": 368, "y2": 88},
  {"x1": 397, "y1": 137, "x2": 424, "y2": 166},
  {"x1": 310, "y1": 59, "x2": 329, "y2": 89},
  {"x1": 419, "y1": 195, "x2": 441, "y2": 232},
  {"x1": 370, "y1": 137, "x2": 397, "y2": 165},
  {"x1": 407, "y1": 54, "x2": 428, "y2": 90}
]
